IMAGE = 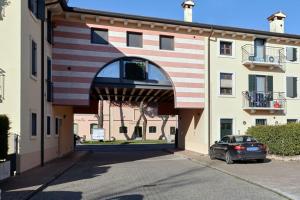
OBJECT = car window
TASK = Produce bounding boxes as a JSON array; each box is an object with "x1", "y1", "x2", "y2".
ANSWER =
[
  {"x1": 220, "y1": 137, "x2": 229, "y2": 143},
  {"x1": 233, "y1": 136, "x2": 257, "y2": 143}
]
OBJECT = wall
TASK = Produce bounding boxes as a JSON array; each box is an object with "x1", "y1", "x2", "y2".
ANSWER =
[
  {"x1": 52, "y1": 15, "x2": 205, "y2": 109},
  {"x1": 0, "y1": 0, "x2": 21, "y2": 155},
  {"x1": 209, "y1": 35, "x2": 300, "y2": 143}
]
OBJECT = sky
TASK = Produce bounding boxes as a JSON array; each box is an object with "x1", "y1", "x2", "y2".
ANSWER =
[{"x1": 68, "y1": 0, "x2": 300, "y2": 35}]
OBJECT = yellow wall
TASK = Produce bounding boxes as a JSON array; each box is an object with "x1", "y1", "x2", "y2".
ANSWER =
[{"x1": 0, "y1": 0, "x2": 21, "y2": 155}]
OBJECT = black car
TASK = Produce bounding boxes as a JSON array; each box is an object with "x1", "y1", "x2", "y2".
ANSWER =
[{"x1": 209, "y1": 135, "x2": 267, "y2": 164}]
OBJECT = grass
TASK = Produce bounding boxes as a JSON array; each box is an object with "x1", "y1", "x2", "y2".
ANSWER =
[{"x1": 83, "y1": 140, "x2": 169, "y2": 145}]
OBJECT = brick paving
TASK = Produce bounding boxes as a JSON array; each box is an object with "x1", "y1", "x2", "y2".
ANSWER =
[
  {"x1": 30, "y1": 145, "x2": 286, "y2": 200},
  {"x1": 0, "y1": 152, "x2": 87, "y2": 200},
  {"x1": 170, "y1": 149, "x2": 300, "y2": 200}
]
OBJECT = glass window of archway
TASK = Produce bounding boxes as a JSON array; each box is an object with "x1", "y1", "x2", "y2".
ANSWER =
[{"x1": 96, "y1": 58, "x2": 170, "y2": 83}]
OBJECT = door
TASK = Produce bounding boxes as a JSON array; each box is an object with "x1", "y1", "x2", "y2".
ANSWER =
[
  {"x1": 254, "y1": 39, "x2": 266, "y2": 62},
  {"x1": 249, "y1": 75, "x2": 273, "y2": 107},
  {"x1": 220, "y1": 119, "x2": 233, "y2": 139}
]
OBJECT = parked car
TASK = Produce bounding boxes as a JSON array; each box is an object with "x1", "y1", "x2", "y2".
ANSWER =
[{"x1": 209, "y1": 135, "x2": 267, "y2": 164}]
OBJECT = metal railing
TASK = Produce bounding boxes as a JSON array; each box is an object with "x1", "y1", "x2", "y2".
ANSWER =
[
  {"x1": 242, "y1": 91, "x2": 286, "y2": 111},
  {"x1": 242, "y1": 44, "x2": 286, "y2": 69}
]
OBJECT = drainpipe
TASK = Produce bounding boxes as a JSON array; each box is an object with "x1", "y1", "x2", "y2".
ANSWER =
[
  {"x1": 208, "y1": 27, "x2": 214, "y2": 152},
  {"x1": 41, "y1": 18, "x2": 45, "y2": 167}
]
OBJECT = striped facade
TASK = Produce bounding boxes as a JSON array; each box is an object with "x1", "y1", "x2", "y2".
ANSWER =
[{"x1": 52, "y1": 17, "x2": 206, "y2": 108}]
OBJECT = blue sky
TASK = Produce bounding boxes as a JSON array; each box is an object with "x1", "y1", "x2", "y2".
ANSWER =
[{"x1": 68, "y1": 0, "x2": 300, "y2": 35}]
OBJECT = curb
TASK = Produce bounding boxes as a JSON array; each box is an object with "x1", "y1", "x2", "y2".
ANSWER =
[
  {"x1": 166, "y1": 149, "x2": 294, "y2": 200},
  {"x1": 23, "y1": 152, "x2": 89, "y2": 200}
]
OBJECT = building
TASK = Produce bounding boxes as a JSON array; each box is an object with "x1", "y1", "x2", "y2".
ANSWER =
[
  {"x1": 74, "y1": 101, "x2": 177, "y2": 141},
  {"x1": 0, "y1": 0, "x2": 300, "y2": 173}
]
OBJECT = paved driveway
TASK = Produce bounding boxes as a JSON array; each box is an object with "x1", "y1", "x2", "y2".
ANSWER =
[{"x1": 31, "y1": 144, "x2": 286, "y2": 200}]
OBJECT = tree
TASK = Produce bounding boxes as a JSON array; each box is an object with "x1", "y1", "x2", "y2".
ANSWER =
[
  {"x1": 0, "y1": 0, "x2": 10, "y2": 20},
  {"x1": 95, "y1": 100, "x2": 104, "y2": 129},
  {"x1": 159, "y1": 115, "x2": 169, "y2": 140}
]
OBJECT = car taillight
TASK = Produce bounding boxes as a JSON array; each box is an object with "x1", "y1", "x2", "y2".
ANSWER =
[{"x1": 234, "y1": 145, "x2": 246, "y2": 150}]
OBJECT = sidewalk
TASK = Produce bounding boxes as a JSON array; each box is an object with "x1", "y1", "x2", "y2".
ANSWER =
[
  {"x1": 168, "y1": 149, "x2": 300, "y2": 200},
  {"x1": 0, "y1": 151, "x2": 87, "y2": 200}
]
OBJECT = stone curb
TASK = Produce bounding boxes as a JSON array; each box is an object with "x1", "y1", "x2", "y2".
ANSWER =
[
  {"x1": 164, "y1": 149, "x2": 293, "y2": 200},
  {"x1": 267, "y1": 154, "x2": 300, "y2": 162},
  {"x1": 22, "y1": 152, "x2": 89, "y2": 200}
]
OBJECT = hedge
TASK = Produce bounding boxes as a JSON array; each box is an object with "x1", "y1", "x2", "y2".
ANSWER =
[
  {"x1": 247, "y1": 123, "x2": 300, "y2": 156},
  {"x1": 0, "y1": 115, "x2": 10, "y2": 160}
]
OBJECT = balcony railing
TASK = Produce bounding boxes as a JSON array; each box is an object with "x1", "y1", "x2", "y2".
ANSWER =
[
  {"x1": 242, "y1": 44, "x2": 286, "y2": 70},
  {"x1": 242, "y1": 91, "x2": 286, "y2": 113}
]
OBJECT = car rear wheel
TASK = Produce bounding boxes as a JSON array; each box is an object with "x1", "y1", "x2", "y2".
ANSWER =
[
  {"x1": 225, "y1": 152, "x2": 234, "y2": 164},
  {"x1": 209, "y1": 150, "x2": 216, "y2": 160}
]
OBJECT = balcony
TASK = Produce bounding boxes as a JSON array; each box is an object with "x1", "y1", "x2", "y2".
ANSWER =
[
  {"x1": 242, "y1": 91, "x2": 286, "y2": 113},
  {"x1": 242, "y1": 45, "x2": 285, "y2": 71}
]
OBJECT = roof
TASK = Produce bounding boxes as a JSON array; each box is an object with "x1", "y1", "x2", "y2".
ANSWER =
[
  {"x1": 268, "y1": 11, "x2": 287, "y2": 21},
  {"x1": 58, "y1": 0, "x2": 300, "y2": 40}
]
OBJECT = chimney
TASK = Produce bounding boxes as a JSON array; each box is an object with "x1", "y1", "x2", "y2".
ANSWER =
[
  {"x1": 268, "y1": 11, "x2": 286, "y2": 33},
  {"x1": 182, "y1": 0, "x2": 195, "y2": 22}
]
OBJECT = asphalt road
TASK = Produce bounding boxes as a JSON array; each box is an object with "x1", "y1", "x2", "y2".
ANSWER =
[{"x1": 31, "y1": 144, "x2": 287, "y2": 200}]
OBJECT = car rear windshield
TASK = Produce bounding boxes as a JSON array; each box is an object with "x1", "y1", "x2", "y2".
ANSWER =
[{"x1": 233, "y1": 136, "x2": 257, "y2": 143}]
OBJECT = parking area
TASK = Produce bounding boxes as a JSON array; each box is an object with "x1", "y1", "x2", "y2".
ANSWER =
[{"x1": 171, "y1": 150, "x2": 300, "y2": 200}]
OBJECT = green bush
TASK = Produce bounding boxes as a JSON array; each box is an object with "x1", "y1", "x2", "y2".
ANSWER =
[
  {"x1": 0, "y1": 115, "x2": 10, "y2": 160},
  {"x1": 247, "y1": 123, "x2": 300, "y2": 156}
]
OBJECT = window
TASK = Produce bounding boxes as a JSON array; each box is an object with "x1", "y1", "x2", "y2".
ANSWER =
[
  {"x1": 46, "y1": 116, "x2": 51, "y2": 136},
  {"x1": 220, "y1": 73, "x2": 233, "y2": 95},
  {"x1": 134, "y1": 126, "x2": 142, "y2": 138},
  {"x1": 28, "y1": 0, "x2": 45, "y2": 20},
  {"x1": 73, "y1": 123, "x2": 79, "y2": 135},
  {"x1": 90, "y1": 123, "x2": 98, "y2": 135},
  {"x1": 220, "y1": 41, "x2": 233, "y2": 56},
  {"x1": 28, "y1": 0, "x2": 38, "y2": 17},
  {"x1": 256, "y1": 119, "x2": 267, "y2": 126},
  {"x1": 170, "y1": 127, "x2": 176, "y2": 135},
  {"x1": 47, "y1": 57, "x2": 53, "y2": 102},
  {"x1": 220, "y1": 119, "x2": 233, "y2": 139},
  {"x1": 55, "y1": 118, "x2": 61, "y2": 135},
  {"x1": 31, "y1": 113, "x2": 37, "y2": 136},
  {"x1": 286, "y1": 77, "x2": 298, "y2": 98},
  {"x1": 124, "y1": 60, "x2": 146, "y2": 81},
  {"x1": 160, "y1": 35, "x2": 174, "y2": 50},
  {"x1": 91, "y1": 28, "x2": 108, "y2": 45},
  {"x1": 119, "y1": 126, "x2": 128, "y2": 134},
  {"x1": 47, "y1": 10, "x2": 53, "y2": 44},
  {"x1": 286, "y1": 47, "x2": 298, "y2": 62},
  {"x1": 149, "y1": 126, "x2": 156, "y2": 133},
  {"x1": 287, "y1": 119, "x2": 298, "y2": 124},
  {"x1": 127, "y1": 32, "x2": 143, "y2": 48},
  {"x1": 220, "y1": 136, "x2": 230, "y2": 143},
  {"x1": 31, "y1": 40, "x2": 37, "y2": 77}
]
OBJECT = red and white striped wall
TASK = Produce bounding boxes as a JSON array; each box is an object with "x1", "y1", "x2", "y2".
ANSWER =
[{"x1": 52, "y1": 18, "x2": 206, "y2": 109}]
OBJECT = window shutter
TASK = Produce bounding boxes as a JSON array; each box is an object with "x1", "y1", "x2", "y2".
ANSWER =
[
  {"x1": 37, "y1": 0, "x2": 45, "y2": 20},
  {"x1": 248, "y1": 75, "x2": 256, "y2": 92},
  {"x1": 286, "y1": 77, "x2": 297, "y2": 98},
  {"x1": 287, "y1": 47, "x2": 298, "y2": 62},
  {"x1": 28, "y1": 0, "x2": 32, "y2": 10}
]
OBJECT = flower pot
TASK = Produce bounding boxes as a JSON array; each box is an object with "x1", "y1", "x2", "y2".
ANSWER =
[{"x1": 0, "y1": 160, "x2": 10, "y2": 181}]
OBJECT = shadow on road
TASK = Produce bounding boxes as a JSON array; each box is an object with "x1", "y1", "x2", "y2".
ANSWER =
[{"x1": 105, "y1": 194, "x2": 144, "y2": 200}]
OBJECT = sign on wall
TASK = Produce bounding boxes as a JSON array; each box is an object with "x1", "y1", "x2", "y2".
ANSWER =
[{"x1": 91, "y1": 128, "x2": 105, "y2": 141}]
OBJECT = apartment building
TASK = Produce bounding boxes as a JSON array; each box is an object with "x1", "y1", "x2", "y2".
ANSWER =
[
  {"x1": 74, "y1": 101, "x2": 177, "y2": 141},
  {"x1": 0, "y1": 0, "x2": 300, "y2": 173}
]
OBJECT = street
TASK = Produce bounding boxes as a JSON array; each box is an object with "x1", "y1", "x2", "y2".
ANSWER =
[{"x1": 30, "y1": 144, "x2": 286, "y2": 200}]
